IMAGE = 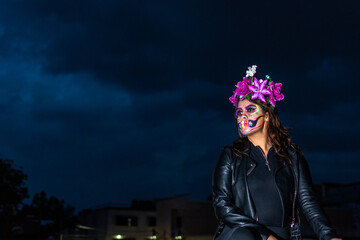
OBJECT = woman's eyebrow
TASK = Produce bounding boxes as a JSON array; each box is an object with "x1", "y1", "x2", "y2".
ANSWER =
[{"x1": 245, "y1": 104, "x2": 256, "y2": 109}]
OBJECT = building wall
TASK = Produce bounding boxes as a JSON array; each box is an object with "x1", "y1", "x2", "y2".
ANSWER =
[
  {"x1": 183, "y1": 201, "x2": 218, "y2": 236},
  {"x1": 79, "y1": 207, "x2": 156, "y2": 240},
  {"x1": 106, "y1": 209, "x2": 156, "y2": 240},
  {"x1": 156, "y1": 196, "x2": 186, "y2": 240},
  {"x1": 155, "y1": 197, "x2": 218, "y2": 240}
]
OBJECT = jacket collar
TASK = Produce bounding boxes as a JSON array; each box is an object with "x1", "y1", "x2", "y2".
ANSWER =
[{"x1": 233, "y1": 138, "x2": 287, "y2": 175}]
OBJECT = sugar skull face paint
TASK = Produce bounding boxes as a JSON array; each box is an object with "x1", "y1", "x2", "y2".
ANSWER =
[{"x1": 235, "y1": 100, "x2": 265, "y2": 135}]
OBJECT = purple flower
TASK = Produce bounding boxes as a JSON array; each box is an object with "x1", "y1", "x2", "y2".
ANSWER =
[
  {"x1": 229, "y1": 92, "x2": 238, "y2": 106},
  {"x1": 267, "y1": 81, "x2": 284, "y2": 107},
  {"x1": 268, "y1": 81, "x2": 284, "y2": 99},
  {"x1": 268, "y1": 92, "x2": 276, "y2": 107},
  {"x1": 273, "y1": 83, "x2": 284, "y2": 101},
  {"x1": 235, "y1": 78, "x2": 251, "y2": 100},
  {"x1": 248, "y1": 78, "x2": 271, "y2": 103},
  {"x1": 242, "y1": 77, "x2": 251, "y2": 85}
]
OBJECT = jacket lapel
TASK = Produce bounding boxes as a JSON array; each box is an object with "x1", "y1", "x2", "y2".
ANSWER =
[
  {"x1": 246, "y1": 157, "x2": 257, "y2": 176},
  {"x1": 232, "y1": 145, "x2": 257, "y2": 176}
]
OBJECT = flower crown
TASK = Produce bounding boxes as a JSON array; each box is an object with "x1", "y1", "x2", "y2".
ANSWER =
[{"x1": 229, "y1": 65, "x2": 284, "y2": 109}]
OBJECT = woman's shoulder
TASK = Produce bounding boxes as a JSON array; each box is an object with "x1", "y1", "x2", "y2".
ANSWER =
[
  {"x1": 288, "y1": 143, "x2": 305, "y2": 156},
  {"x1": 230, "y1": 137, "x2": 250, "y2": 154},
  {"x1": 217, "y1": 140, "x2": 249, "y2": 165},
  {"x1": 221, "y1": 145, "x2": 233, "y2": 151},
  {"x1": 219, "y1": 140, "x2": 247, "y2": 158},
  {"x1": 219, "y1": 145, "x2": 233, "y2": 157},
  {"x1": 286, "y1": 143, "x2": 307, "y2": 167}
]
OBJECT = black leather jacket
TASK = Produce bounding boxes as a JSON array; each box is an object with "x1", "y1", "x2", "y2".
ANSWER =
[{"x1": 212, "y1": 141, "x2": 338, "y2": 240}]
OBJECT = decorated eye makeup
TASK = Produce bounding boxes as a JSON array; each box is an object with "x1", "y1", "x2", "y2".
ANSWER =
[
  {"x1": 234, "y1": 108, "x2": 242, "y2": 116},
  {"x1": 235, "y1": 104, "x2": 261, "y2": 118},
  {"x1": 246, "y1": 104, "x2": 261, "y2": 115},
  {"x1": 245, "y1": 104, "x2": 256, "y2": 109}
]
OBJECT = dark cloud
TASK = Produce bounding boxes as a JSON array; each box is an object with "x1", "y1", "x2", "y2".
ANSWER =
[
  {"x1": 0, "y1": 0, "x2": 359, "y2": 209},
  {"x1": 5, "y1": 0, "x2": 359, "y2": 91}
]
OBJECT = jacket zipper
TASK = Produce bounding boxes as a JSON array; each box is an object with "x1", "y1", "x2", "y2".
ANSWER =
[
  {"x1": 257, "y1": 146, "x2": 271, "y2": 171},
  {"x1": 290, "y1": 162, "x2": 298, "y2": 227},
  {"x1": 291, "y1": 191, "x2": 297, "y2": 227},
  {"x1": 262, "y1": 146, "x2": 296, "y2": 227},
  {"x1": 260, "y1": 147, "x2": 284, "y2": 225},
  {"x1": 264, "y1": 157, "x2": 271, "y2": 171}
]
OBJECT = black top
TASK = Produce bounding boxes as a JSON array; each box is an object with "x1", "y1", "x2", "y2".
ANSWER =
[{"x1": 247, "y1": 142, "x2": 283, "y2": 227}]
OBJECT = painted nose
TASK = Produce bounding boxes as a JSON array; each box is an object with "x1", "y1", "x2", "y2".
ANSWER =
[
  {"x1": 237, "y1": 114, "x2": 248, "y2": 122},
  {"x1": 237, "y1": 115, "x2": 244, "y2": 123}
]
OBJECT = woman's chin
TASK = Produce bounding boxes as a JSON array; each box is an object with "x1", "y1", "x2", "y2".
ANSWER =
[{"x1": 239, "y1": 129, "x2": 251, "y2": 135}]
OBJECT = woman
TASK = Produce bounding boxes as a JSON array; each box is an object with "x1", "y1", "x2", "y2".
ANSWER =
[{"x1": 212, "y1": 66, "x2": 341, "y2": 240}]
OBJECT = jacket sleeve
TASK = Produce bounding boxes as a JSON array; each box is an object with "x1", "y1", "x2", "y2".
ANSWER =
[
  {"x1": 297, "y1": 150, "x2": 339, "y2": 240},
  {"x1": 212, "y1": 147, "x2": 271, "y2": 240}
]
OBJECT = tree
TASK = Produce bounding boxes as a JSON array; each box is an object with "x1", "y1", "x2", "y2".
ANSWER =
[
  {"x1": 21, "y1": 191, "x2": 78, "y2": 237},
  {"x1": 0, "y1": 158, "x2": 28, "y2": 234},
  {"x1": 0, "y1": 158, "x2": 28, "y2": 214}
]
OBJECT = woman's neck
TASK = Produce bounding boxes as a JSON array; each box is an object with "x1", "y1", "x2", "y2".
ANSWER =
[{"x1": 247, "y1": 134, "x2": 272, "y2": 158}]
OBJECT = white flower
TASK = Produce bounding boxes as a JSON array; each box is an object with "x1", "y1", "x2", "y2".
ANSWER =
[{"x1": 245, "y1": 65, "x2": 257, "y2": 77}]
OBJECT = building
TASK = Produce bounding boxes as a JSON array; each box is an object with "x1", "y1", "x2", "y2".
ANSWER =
[
  {"x1": 78, "y1": 201, "x2": 157, "y2": 240},
  {"x1": 155, "y1": 195, "x2": 218, "y2": 240},
  {"x1": 78, "y1": 182, "x2": 360, "y2": 240},
  {"x1": 78, "y1": 196, "x2": 218, "y2": 240}
]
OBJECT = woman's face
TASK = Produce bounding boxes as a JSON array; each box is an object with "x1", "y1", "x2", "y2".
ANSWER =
[{"x1": 235, "y1": 99, "x2": 266, "y2": 136}]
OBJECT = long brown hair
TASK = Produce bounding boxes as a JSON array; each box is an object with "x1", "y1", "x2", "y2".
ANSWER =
[{"x1": 232, "y1": 99, "x2": 294, "y2": 164}]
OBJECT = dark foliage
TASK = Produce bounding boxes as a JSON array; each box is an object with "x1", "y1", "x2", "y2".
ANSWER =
[
  {"x1": 0, "y1": 158, "x2": 28, "y2": 234},
  {"x1": 20, "y1": 191, "x2": 78, "y2": 238}
]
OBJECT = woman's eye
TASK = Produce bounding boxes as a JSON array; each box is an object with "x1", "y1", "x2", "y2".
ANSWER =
[
  {"x1": 235, "y1": 110, "x2": 242, "y2": 116},
  {"x1": 247, "y1": 108, "x2": 255, "y2": 112}
]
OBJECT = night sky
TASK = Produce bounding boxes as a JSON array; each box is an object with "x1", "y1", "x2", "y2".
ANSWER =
[{"x1": 0, "y1": 0, "x2": 359, "y2": 210}]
